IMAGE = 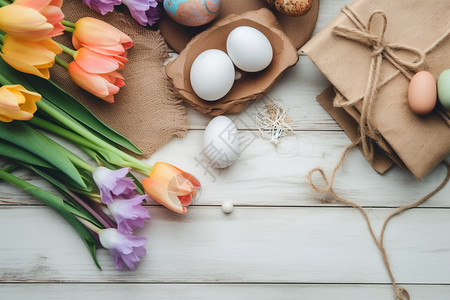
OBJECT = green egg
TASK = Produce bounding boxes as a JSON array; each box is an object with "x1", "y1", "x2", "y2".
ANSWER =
[{"x1": 438, "y1": 69, "x2": 450, "y2": 109}]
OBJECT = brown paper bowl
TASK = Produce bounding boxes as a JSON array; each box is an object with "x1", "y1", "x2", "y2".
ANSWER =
[{"x1": 165, "y1": 8, "x2": 299, "y2": 116}]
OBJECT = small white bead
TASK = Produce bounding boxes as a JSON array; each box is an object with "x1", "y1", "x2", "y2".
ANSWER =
[{"x1": 221, "y1": 201, "x2": 234, "y2": 214}]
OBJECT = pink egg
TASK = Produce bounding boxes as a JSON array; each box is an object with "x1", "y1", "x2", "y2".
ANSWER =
[{"x1": 407, "y1": 71, "x2": 437, "y2": 115}]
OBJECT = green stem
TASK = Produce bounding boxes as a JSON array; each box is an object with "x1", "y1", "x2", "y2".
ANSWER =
[
  {"x1": 29, "y1": 116, "x2": 144, "y2": 172},
  {"x1": 61, "y1": 19, "x2": 76, "y2": 28},
  {"x1": 55, "y1": 55, "x2": 69, "y2": 69},
  {"x1": 64, "y1": 25, "x2": 74, "y2": 33},
  {"x1": 0, "y1": 169, "x2": 88, "y2": 219},
  {"x1": 57, "y1": 42, "x2": 77, "y2": 58},
  {"x1": 2, "y1": 164, "x2": 18, "y2": 173},
  {"x1": 36, "y1": 100, "x2": 152, "y2": 175},
  {"x1": 76, "y1": 216, "x2": 102, "y2": 235},
  {"x1": 0, "y1": 73, "x2": 151, "y2": 175},
  {"x1": 0, "y1": 0, "x2": 10, "y2": 7}
]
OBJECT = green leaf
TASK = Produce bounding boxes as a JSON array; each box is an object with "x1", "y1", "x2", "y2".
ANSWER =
[
  {"x1": 0, "y1": 169, "x2": 101, "y2": 269},
  {"x1": 0, "y1": 142, "x2": 53, "y2": 169},
  {"x1": 0, "y1": 57, "x2": 142, "y2": 155},
  {"x1": 27, "y1": 165, "x2": 102, "y2": 228},
  {"x1": 0, "y1": 121, "x2": 86, "y2": 189}
]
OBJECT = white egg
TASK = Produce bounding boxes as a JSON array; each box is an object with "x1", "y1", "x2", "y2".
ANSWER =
[
  {"x1": 190, "y1": 49, "x2": 235, "y2": 101},
  {"x1": 203, "y1": 116, "x2": 239, "y2": 169},
  {"x1": 226, "y1": 26, "x2": 273, "y2": 72}
]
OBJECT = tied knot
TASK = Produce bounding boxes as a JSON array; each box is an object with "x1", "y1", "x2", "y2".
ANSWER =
[
  {"x1": 331, "y1": 6, "x2": 425, "y2": 163},
  {"x1": 371, "y1": 44, "x2": 384, "y2": 57}
]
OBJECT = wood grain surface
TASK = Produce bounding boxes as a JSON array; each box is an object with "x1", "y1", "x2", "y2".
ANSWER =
[{"x1": 1, "y1": 0, "x2": 449, "y2": 299}]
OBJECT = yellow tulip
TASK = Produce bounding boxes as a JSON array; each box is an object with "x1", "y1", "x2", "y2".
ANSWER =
[
  {"x1": 0, "y1": 0, "x2": 64, "y2": 41},
  {"x1": 0, "y1": 85, "x2": 41, "y2": 122},
  {"x1": 142, "y1": 162, "x2": 201, "y2": 214},
  {"x1": 0, "y1": 35, "x2": 62, "y2": 79}
]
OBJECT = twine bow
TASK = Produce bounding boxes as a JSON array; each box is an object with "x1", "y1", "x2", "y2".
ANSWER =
[
  {"x1": 306, "y1": 5, "x2": 450, "y2": 300},
  {"x1": 332, "y1": 5, "x2": 425, "y2": 163}
]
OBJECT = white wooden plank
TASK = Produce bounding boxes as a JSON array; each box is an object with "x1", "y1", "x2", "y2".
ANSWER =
[
  {"x1": 186, "y1": 57, "x2": 338, "y2": 131},
  {"x1": 145, "y1": 131, "x2": 450, "y2": 208},
  {"x1": 0, "y1": 283, "x2": 448, "y2": 300},
  {"x1": 2, "y1": 131, "x2": 449, "y2": 207},
  {"x1": 1, "y1": 206, "x2": 449, "y2": 284}
]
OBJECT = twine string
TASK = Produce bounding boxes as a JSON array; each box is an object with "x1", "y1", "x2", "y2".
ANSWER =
[
  {"x1": 307, "y1": 7, "x2": 450, "y2": 298},
  {"x1": 332, "y1": 6, "x2": 425, "y2": 163},
  {"x1": 307, "y1": 140, "x2": 450, "y2": 300}
]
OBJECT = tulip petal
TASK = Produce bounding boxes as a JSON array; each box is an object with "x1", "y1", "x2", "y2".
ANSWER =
[
  {"x1": 0, "y1": 86, "x2": 21, "y2": 108},
  {"x1": 50, "y1": 0, "x2": 63, "y2": 7},
  {"x1": 72, "y1": 35, "x2": 83, "y2": 50},
  {"x1": 0, "y1": 115, "x2": 13, "y2": 122},
  {"x1": 39, "y1": 5, "x2": 64, "y2": 24},
  {"x1": 14, "y1": 86, "x2": 40, "y2": 114},
  {"x1": 142, "y1": 178, "x2": 186, "y2": 214},
  {"x1": 75, "y1": 48, "x2": 120, "y2": 74},
  {"x1": 3, "y1": 110, "x2": 34, "y2": 121},
  {"x1": 0, "y1": 5, "x2": 53, "y2": 38},
  {"x1": 14, "y1": 0, "x2": 52, "y2": 11},
  {"x1": 75, "y1": 17, "x2": 123, "y2": 46},
  {"x1": 0, "y1": 53, "x2": 50, "y2": 79},
  {"x1": 83, "y1": 43, "x2": 126, "y2": 56},
  {"x1": 0, "y1": 85, "x2": 40, "y2": 122},
  {"x1": 68, "y1": 62, "x2": 122, "y2": 103},
  {"x1": 2, "y1": 36, "x2": 60, "y2": 66},
  {"x1": 68, "y1": 62, "x2": 110, "y2": 97},
  {"x1": 79, "y1": 17, "x2": 133, "y2": 48}
]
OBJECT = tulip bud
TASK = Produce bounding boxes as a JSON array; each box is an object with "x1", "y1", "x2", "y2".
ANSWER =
[{"x1": 0, "y1": 85, "x2": 41, "y2": 122}]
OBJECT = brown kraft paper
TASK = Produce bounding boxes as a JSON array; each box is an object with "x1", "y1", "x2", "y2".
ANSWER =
[{"x1": 302, "y1": 0, "x2": 450, "y2": 180}]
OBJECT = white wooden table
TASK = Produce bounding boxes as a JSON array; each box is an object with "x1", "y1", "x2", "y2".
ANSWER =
[{"x1": 1, "y1": 1, "x2": 450, "y2": 299}]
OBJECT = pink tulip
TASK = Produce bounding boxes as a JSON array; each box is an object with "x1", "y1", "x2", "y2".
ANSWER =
[
  {"x1": 74, "y1": 47, "x2": 127, "y2": 74},
  {"x1": 68, "y1": 61, "x2": 125, "y2": 103}
]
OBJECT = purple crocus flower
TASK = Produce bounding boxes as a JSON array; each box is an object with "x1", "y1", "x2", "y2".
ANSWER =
[
  {"x1": 145, "y1": 3, "x2": 162, "y2": 26},
  {"x1": 93, "y1": 167, "x2": 136, "y2": 204},
  {"x1": 121, "y1": 0, "x2": 161, "y2": 26},
  {"x1": 99, "y1": 228, "x2": 147, "y2": 270},
  {"x1": 83, "y1": 0, "x2": 121, "y2": 15},
  {"x1": 108, "y1": 194, "x2": 151, "y2": 234}
]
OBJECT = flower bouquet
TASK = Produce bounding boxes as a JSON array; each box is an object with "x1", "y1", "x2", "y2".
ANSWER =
[{"x1": 0, "y1": 0, "x2": 200, "y2": 271}]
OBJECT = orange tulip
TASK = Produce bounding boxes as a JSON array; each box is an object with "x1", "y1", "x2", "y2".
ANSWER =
[
  {"x1": 0, "y1": 0, "x2": 64, "y2": 41},
  {"x1": 0, "y1": 85, "x2": 41, "y2": 122},
  {"x1": 68, "y1": 61, "x2": 125, "y2": 103},
  {"x1": 72, "y1": 17, "x2": 133, "y2": 57},
  {"x1": 0, "y1": 35, "x2": 62, "y2": 79},
  {"x1": 74, "y1": 47, "x2": 127, "y2": 74},
  {"x1": 142, "y1": 162, "x2": 201, "y2": 214}
]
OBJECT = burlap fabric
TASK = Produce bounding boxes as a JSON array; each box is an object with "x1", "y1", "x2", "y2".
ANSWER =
[{"x1": 52, "y1": 1, "x2": 188, "y2": 157}]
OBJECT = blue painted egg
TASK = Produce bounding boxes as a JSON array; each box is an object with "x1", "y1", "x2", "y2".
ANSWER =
[{"x1": 163, "y1": 0, "x2": 221, "y2": 27}]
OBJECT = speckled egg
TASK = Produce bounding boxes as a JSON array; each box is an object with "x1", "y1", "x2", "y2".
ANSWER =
[{"x1": 163, "y1": 0, "x2": 221, "y2": 27}]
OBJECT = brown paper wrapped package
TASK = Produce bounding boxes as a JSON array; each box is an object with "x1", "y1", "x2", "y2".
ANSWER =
[
  {"x1": 165, "y1": 8, "x2": 299, "y2": 116},
  {"x1": 302, "y1": 0, "x2": 450, "y2": 180},
  {"x1": 51, "y1": 1, "x2": 188, "y2": 158}
]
